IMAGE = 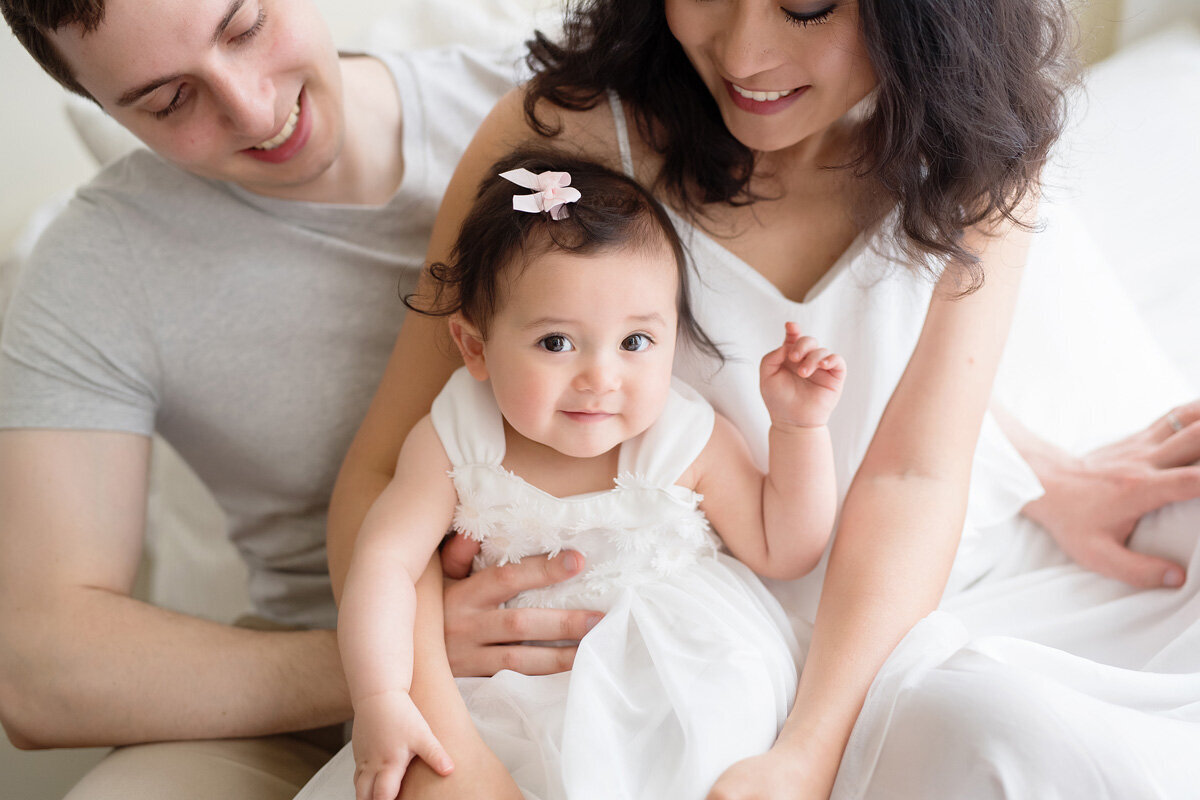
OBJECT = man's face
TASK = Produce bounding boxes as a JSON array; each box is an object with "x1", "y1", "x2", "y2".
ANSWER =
[{"x1": 49, "y1": 0, "x2": 346, "y2": 198}]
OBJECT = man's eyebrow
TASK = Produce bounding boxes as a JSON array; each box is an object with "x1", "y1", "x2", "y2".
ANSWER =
[
  {"x1": 114, "y1": 0, "x2": 246, "y2": 107},
  {"x1": 209, "y1": 0, "x2": 246, "y2": 46}
]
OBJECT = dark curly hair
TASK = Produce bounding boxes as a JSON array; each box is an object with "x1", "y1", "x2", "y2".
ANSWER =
[
  {"x1": 525, "y1": 0, "x2": 1078, "y2": 289},
  {"x1": 406, "y1": 145, "x2": 722, "y2": 362},
  {"x1": 1, "y1": 0, "x2": 105, "y2": 101}
]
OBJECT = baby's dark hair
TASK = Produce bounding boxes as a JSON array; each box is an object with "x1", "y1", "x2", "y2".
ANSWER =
[{"x1": 406, "y1": 146, "x2": 721, "y2": 361}]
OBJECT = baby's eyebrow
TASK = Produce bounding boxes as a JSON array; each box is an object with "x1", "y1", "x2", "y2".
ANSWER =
[
  {"x1": 627, "y1": 313, "x2": 667, "y2": 326},
  {"x1": 521, "y1": 317, "x2": 576, "y2": 330},
  {"x1": 520, "y1": 312, "x2": 668, "y2": 330}
]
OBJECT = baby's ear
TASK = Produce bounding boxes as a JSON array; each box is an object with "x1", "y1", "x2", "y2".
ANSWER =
[{"x1": 449, "y1": 315, "x2": 488, "y2": 381}]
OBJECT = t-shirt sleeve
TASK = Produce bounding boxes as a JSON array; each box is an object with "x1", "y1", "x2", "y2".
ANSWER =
[{"x1": 0, "y1": 193, "x2": 160, "y2": 434}]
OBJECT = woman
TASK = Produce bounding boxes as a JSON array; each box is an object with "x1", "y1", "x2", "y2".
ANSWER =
[{"x1": 324, "y1": 1, "x2": 1200, "y2": 797}]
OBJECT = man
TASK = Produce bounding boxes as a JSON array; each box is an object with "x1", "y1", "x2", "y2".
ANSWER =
[{"x1": 0, "y1": 1, "x2": 593, "y2": 796}]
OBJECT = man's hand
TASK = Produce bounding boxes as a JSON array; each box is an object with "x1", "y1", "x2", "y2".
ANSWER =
[
  {"x1": 440, "y1": 539, "x2": 602, "y2": 677},
  {"x1": 1023, "y1": 402, "x2": 1200, "y2": 588}
]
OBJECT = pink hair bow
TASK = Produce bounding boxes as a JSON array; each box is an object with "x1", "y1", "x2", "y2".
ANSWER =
[{"x1": 500, "y1": 168, "x2": 581, "y2": 220}]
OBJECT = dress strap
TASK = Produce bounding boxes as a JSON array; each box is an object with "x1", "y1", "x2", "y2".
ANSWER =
[
  {"x1": 617, "y1": 378, "x2": 715, "y2": 487},
  {"x1": 429, "y1": 367, "x2": 506, "y2": 467},
  {"x1": 606, "y1": 89, "x2": 636, "y2": 178}
]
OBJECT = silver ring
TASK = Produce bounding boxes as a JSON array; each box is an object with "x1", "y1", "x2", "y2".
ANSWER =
[{"x1": 1167, "y1": 411, "x2": 1185, "y2": 433}]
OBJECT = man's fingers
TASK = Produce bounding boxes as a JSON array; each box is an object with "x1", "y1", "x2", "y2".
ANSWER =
[
  {"x1": 1151, "y1": 425, "x2": 1200, "y2": 470},
  {"x1": 1079, "y1": 536, "x2": 1186, "y2": 589},
  {"x1": 455, "y1": 551, "x2": 586, "y2": 606},
  {"x1": 482, "y1": 644, "x2": 579, "y2": 676},
  {"x1": 1155, "y1": 402, "x2": 1200, "y2": 442},
  {"x1": 440, "y1": 533, "x2": 480, "y2": 580},
  {"x1": 475, "y1": 607, "x2": 602, "y2": 645},
  {"x1": 1150, "y1": 465, "x2": 1200, "y2": 507}
]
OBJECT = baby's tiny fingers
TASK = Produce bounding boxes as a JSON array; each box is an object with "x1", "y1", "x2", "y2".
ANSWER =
[
  {"x1": 797, "y1": 347, "x2": 829, "y2": 377},
  {"x1": 354, "y1": 771, "x2": 374, "y2": 800},
  {"x1": 371, "y1": 768, "x2": 404, "y2": 800},
  {"x1": 787, "y1": 336, "x2": 819, "y2": 362},
  {"x1": 416, "y1": 733, "x2": 455, "y2": 777},
  {"x1": 820, "y1": 353, "x2": 847, "y2": 376}
]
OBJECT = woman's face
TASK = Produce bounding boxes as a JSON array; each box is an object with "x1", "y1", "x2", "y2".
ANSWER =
[
  {"x1": 50, "y1": 0, "x2": 345, "y2": 198},
  {"x1": 664, "y1": 0, "x2": 877, "y2": 154}
]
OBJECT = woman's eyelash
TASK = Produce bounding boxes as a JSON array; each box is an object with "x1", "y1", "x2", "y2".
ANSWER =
[
  {"x1": 233, "y1": 8, "x2": 267, "y2": 44},
  {"x1": 783, "y1": 4, "x2": 835, "y2": 28},
  {"x1": 153, "y1": 88, "x2": 185, "y2": 120}
]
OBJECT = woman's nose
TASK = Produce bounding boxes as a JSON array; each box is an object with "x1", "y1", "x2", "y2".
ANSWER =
[{"x1": 714, "y1": 3, "x2": 786, "y2": 80}]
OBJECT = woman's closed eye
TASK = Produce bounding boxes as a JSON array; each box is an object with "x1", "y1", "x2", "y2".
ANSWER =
[{"x1": 782, "y1": 3, "x2": 836, "y2": 28}]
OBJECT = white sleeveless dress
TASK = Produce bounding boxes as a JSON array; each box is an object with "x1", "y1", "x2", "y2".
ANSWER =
[
  {"x1": 602, "y1": 94, "x2": 1200, "y2": 798},
  {"x1": 300, "y1": 368, "x2": 801, "y2": 800}
]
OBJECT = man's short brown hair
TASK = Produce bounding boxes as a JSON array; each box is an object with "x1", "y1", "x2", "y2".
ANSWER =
[{"x1": 1, "y1": 0, "x2": 106, "y2": 100}]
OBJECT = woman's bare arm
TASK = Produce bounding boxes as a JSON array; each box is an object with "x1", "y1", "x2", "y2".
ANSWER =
[{"x1": 710, "y1": 211, "x2": 1034, "y2": 799}]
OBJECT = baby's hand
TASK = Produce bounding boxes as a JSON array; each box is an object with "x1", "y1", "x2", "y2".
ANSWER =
[
  {"x1": 351, "y1": 690, "x2": 453, "y2": 800},
  {"x1": 759, "y1": 322, "x2": 846, "y2": 428}
]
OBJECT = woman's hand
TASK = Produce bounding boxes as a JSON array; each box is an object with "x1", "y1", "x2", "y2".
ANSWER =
[
  {"x1": 706, "y1": 737, "x2": 833, "y2": 800},
  {"x1": 439, "y1": 538, "x2": 603, "y2": 676},
  {"x1": 1021, "y1": 402, "x2": 1200, "y2": 588}
]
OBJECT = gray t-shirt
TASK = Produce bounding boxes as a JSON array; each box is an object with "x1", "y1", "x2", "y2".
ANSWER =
[{"x1": 0, "y1": 47, "x2": 517, "y2": 629}]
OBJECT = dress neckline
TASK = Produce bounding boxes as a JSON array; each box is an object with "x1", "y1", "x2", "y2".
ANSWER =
[{"x1": 665, "y1": 205, "x2": 892, "y2": 308}]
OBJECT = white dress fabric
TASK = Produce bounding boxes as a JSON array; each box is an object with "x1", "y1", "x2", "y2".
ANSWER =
[
  {"x1": 300, "y1": 368, "x2": 801, "y2": 800},
  {"x1": 606, "y1": 94, "x2": 1200, "y2": 797}
]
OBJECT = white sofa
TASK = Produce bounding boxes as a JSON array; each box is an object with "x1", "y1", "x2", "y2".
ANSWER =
[{"x1": 1, "y1": 2, "x2": 1198, "y2": 798}]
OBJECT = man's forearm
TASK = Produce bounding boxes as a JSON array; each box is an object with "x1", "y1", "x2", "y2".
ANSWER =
[{"x1": 0, "y1": 587, "x2": 350, "y2": 749}]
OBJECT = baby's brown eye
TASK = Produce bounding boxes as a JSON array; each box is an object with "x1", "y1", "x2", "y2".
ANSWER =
[
  {"x1": 622, "y1": 334, "x2": 651, "y2": 352},
  {"x1": 539, "y1": 335, "x2": 573, "y2": 353}
]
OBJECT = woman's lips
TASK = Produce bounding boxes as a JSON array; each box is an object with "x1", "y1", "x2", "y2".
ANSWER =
[
  {"x1": 724, "y1": 80, "x2": 809, "y2": 115},
  {"x1": 243, "y1": 88, "x2": 313, "y2": 164}
]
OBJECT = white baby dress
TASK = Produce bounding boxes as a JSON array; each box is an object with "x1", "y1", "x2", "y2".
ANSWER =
[{"x1": 300, "y1": 367, "x2": 801, "y2": 800}]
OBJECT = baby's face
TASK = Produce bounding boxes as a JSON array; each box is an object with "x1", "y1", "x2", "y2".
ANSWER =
[{"x1": 481, "y1": 243, "x2": 680, "y2": 460}]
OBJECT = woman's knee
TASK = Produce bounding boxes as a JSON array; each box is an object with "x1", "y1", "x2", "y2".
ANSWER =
[{"x1": 858, "y1": 662, "x2": 1087, "y2": 800}]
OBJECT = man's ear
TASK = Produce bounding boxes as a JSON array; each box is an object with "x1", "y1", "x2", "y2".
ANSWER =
[{"x1": 449, "y1": 315, "x2": 488, "y2": 380}]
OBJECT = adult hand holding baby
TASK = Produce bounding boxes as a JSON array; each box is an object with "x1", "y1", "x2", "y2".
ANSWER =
[{"x1": 439, "y1": 545, "x2": 603, "y2": 676}]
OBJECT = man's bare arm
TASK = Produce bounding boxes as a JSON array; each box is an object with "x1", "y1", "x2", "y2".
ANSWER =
[{"x1": 0, "y1": 429, "x2": 351, "y2": 749}]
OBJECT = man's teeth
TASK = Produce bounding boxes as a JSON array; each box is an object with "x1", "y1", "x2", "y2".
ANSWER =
[
  {"x1": 731, "y1": 84, "x2": 797, "y2": 102},
  {"x1": 253, "y1": 102, "x2": 301, "y2": 150}
]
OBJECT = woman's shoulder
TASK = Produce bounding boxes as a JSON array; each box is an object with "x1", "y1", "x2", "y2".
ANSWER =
[{"x1": 477, "y1": 84, "x2": 658, "y2": 179}]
